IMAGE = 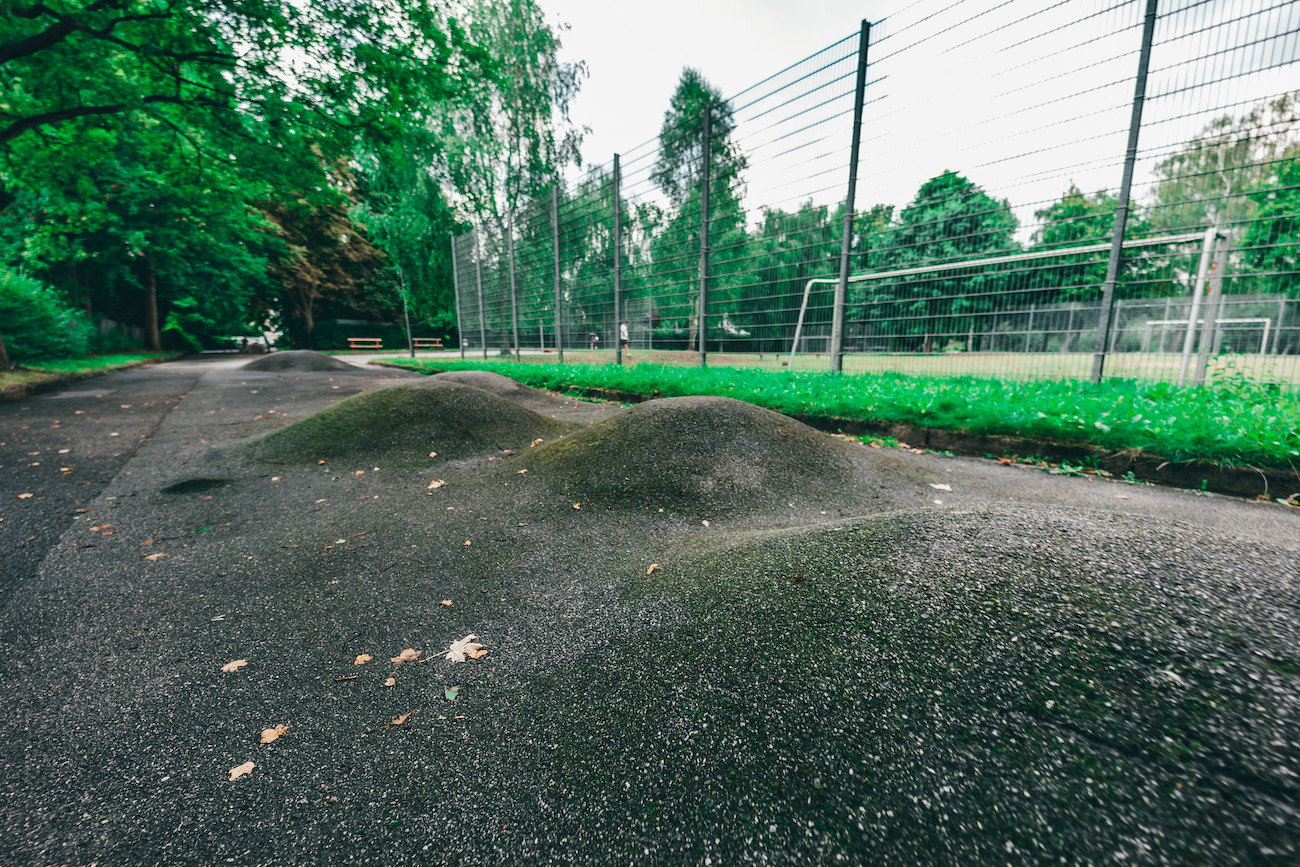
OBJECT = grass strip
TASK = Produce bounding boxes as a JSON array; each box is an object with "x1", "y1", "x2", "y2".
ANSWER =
[
  {"x1": 383, "y1": 358, "x2": 1300, "y2": 470},
  {"x1": 1, "y1": 352, "x2": 176, "y2": 393}
]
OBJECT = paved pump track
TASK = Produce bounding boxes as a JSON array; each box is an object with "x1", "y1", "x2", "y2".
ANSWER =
[{"x1": 1, "y1": 354, "x2": 1298, "y2": 865}]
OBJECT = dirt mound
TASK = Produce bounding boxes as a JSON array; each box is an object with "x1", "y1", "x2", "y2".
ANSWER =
[
  {"x1": 249, "y1": 379, "x2": 570, "y2": 465},
  {"x1": 516, "y1": 395, "x2": 878, "y2": 516},
  {"x1": 428, "y1": 370, "x2": 624, "y2": 424},
  {"x1": 429, "y1": 370, "x2": 534, "y2": 398},
  {"x1": 241, "y1": 350, "x2": 358, "y2": 372}
]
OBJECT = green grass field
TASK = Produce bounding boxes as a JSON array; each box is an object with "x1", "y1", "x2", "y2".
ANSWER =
[{"x1": 384, "y1": 356, "x2": 1300, "y2": 470}]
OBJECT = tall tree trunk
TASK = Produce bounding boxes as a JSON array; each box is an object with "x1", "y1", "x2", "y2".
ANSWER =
[
  {"x1": 141, "y1": 255, "x2": 161, "y2": 350},
  {"x1": 0, "y1": 333, "x2": 10, "y2": 370},
  {"x1": 302, "y1": 299, "x2": 316, "y2": 350}
]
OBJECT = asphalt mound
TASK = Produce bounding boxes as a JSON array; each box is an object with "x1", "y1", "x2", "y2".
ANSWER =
[
  {"x1": 249, "y1": 379, "x2": 569, "y2": 465},
  {"x1": 515, "y1": 395, "x2": 881, "y2": 516},
  {"x1": 429, "y1": 369, "x2": 534, "y2": 398},
  {"x1": 241, "y1": 350, "x2": 358, "y2": 372},
  {"x1": 428, "y1": 370, "x2": 624, "y2": 424}
]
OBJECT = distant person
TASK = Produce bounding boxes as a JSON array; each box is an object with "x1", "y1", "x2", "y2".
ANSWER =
[
  {"x1": 620, "y1": 321, "x2": 631, "y2": 358},
  {"x1": 590, "y1": 334, "x2": 599, "y2": 351},
  {"x1": 240, "y1": 336, "x2": 249, "y2": 353}
]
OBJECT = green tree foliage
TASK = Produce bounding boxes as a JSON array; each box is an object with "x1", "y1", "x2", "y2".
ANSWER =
[
  {"x1": 856, "y1": 170, "x2": 1018, "y2": 349},
  {"x1": 646, "y1": 68, "x2": 748, "y2": 350},
  {"x1": 1239, "y1": 150, "x2": 1300, "y2": 301},
  {"x1": 0, "y1": 269, "x2": 92, "y2": 361}
]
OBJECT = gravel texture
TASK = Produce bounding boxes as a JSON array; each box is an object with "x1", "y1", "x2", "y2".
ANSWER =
[{"x1": 1, "y1": 357, "x2": 1297, "y2": 866}]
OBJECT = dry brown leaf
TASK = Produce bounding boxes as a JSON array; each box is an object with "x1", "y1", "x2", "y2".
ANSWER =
[
  {"x1": 463, "y1": 540, "x2": 471, "y2": 546},
  {"x1": 445, "y1": 634, "x2": 486, "y2": 663},
  {"x1": 354, "y1": 654, "x2": 372, "y2": 665},
  {"x1": 221, "y1": 659, "x2": 248, "y2": 673},
  {"x1": 260, "y1": 724, "x2": 288, "y2": 744},
  {"x1": 429, "y1": 451, "x2": 437, "y2": 458},
  {"x1": 440, "y1": 599, "x2": 453, "y2": 606},
  {"x1": 391, "y1": 648, "x2": 422, "y2": 665},
  {"x1": 646, "y1": 563, "x2": 660, "y2": 574},
  {"x1": 516, "y1": 469, "x2": 528, "y2": 475},
  {"x1": 141, "y1": 539, "x2": 157, "y2": 546},
  {"x1": 382, "y1": 677, "x2": 396, "y2": 687},
  {"x1": 530, "y1": 438, "x2": 544, "y2": 447},
  {"x1": 90, "y1": 524, "x2": 110, "y2": 531},
  {"x1": 18, "y1": 493, "x2": 33, "y2": 499},
  {"x1": 354, "y1": 470, "x2": 364, "y2": 476},
  {"x1": 228, "y1": 761, "x2": 254, "y2": 781},
  {"x1": 315, "y1": 499, "x2": 327, "y2": 503},
  {"x1": 271, "y1": 476, "x2": 282, "y2": 481},
  {"x1": 392, "y1": 711, "x2": 413, "y2": 726},
  {"x1": 427, "y1": 479, "x2": 447, "y2": 489},
  {"x1": 1116, "y1": 495, "x2": 1130, "y2": 500},
  {"x1": 144, "y1": 552, "x2": 167, "y2": 560},
  {"x1": 573, "y1": 503, "x2": 581, "y2": 510}
]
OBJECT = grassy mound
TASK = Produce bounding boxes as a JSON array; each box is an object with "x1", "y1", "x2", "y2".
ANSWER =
[
  {"x1": 242, "y1": 350, "x2": 358, "y2": 372},
  {"x1": 516, "y1": 395, "x2": 875, "y2": 516},
  {"x1": 249, "y1": 380, "x2": 570, "y2": 466}
]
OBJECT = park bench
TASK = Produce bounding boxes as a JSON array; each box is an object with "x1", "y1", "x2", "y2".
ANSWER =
[
  {"x1": 347, "y1": 337, "x2": 382, "y2": 351},
  {"x1": 413, "y1": 338, "x2": 443, "y2": 350}
]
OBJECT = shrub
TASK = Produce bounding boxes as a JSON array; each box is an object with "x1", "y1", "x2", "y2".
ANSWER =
[{"x1": 0, "y1": 270, "x2": 93, "y2": 362}]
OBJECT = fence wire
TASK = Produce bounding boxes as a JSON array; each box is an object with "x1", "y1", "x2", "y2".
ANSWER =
[{"x1": 451, "y1": 0, "x2": 1300, "y2": 388}]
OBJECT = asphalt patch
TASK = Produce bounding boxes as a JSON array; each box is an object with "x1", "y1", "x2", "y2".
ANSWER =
[{"x1": 240, "y1": 350, "x2": 360, "y2": 373}]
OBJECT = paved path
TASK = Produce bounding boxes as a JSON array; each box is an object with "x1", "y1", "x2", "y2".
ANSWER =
[{"x1": 1, "y1": 356, "x2": 1297, "y2": 865}]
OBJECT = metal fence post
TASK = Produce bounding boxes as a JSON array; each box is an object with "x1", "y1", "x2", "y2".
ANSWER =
[
  {"x1": 507, "y1": 209, "x2": 520, "y2": 362},
  {"x1": 1092, "y1": 0, "x2": 1158, "y2": 384},
  {"x1": 698, "y1": 108, "x2": 712, "y2": 369},
  {"x1": 552, "y1": 184, "x2": 563, "y2": 364},
  {"x1": 832, "y1": 19, "x2": 871, "y2": 375},
  {"x1": 474, "y1": 229, "x2": 487, "y2": 359},
  {"x1": 613, "y1": 153, "x2": 623, "y2": 366},
  {"x1": 451, "y1": 235, "x2": 465, "y2": 359}
]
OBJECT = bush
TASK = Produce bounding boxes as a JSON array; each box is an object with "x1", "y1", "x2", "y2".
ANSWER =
[
  {"x1": 90, "y1": 327, "x2": 140, "y2": 354},
  {"x1": 0, "y1": 270, "x2": 93, "y2": 362}
]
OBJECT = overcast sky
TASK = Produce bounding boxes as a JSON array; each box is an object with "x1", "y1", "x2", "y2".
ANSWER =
[{"x1": 541, "y1": 0, "x2": 885, "y2": 169}]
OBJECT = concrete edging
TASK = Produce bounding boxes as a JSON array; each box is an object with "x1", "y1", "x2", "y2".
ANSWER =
[{"x1": 0, "y1": 354, "x2": 185, "y2": 403}]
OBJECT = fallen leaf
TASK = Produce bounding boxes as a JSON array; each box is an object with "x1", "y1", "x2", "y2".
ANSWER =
[
  {"x1": 315, "y1": 499, "x2": 327, "y2": 504},
  {"x1": 445, "y1": 688, "x2": 459, "y2": 701},
  {"x1": 929, "y1": 483, "x2": 952, "y2": 491},
  {"x1": 429, "y1": 451, "x2": 437, "y2": 458},
  {"x1": 210, "y1": 615, "x2": 225, "y2": 621},
  {"x1": 446, "y1": 635, "x2": 486, "y2": 663},
  {"x1": 90, "y1": 524, "x2": 111, "y2": 531},
  {"x1": 260, "y1": 724, "x2": 288, "y2": 744},
  {"x1": 228, "y1": 761, "x2": 254, "y2": 781},
  {"x1": 933, "y1": 499, "x2": 944, "y2": 505},
  {"x1": 17, "y1": 493, "x2": 33, "y2": 499},
  {"x1": 701, "y1": 520, "x2": 710, "y2": 527},
  {"x1": 646, "y1": 563, "x2": 660, "y2": 574},
  {"x1": 427, "y1": 480, "x2": 447, "y2": 489},
  {"x1": 573, "y1": 503, "x2": 581, "y2": 509},
  {"x1": 354, "y1": 470, "x2": 364, "y2": 476},
  {"x1": 440, "y1": 599, "x2": 453, "y2": 606},
  {"x1": 318, "y1": 460, "x2": 326, "y2": 465},
  {"x1": 516, "y1": 469, "x2": 528, "y2": 475},
  {"x1": 1116, "y1": 495, "x2": 1129, "y2": 500},
  {"x1": 75, "y1": 508, "x2": 92, "y2": 513},
  {"x1": 58, "y1": 448, "x2": 70, "y2": 454},
  {"x1": 382, "y1": 677, "x2": 396, "y2": 687},
  {"x1": 391, "y1": 648, "x2": 422, "y2": 665},
  {"x1": 271, "y1": 476, "x2": 282, "y2": 481},
  {"x1": 463, "y1": 540, "x2": 472, "y2": 546},
  {"x1": 221, "y1": 659, "x2": 247, "y2": 673},
  {"x1": 911, "y1": 448, "x2": 926, "y2": 455},
  {"x1": 120, "y1": 404, "x2": 132, "y2": 409},
  {"x1": 354, "y1": 654, "x2": 372, "y2": 665},
  {"x1": 869, "y1": 441, "x2": 882, "y2": 448},
  {"x1": 530, "y1": 438, "x2": 544, "y2": 447},
  {"x1": 392, "y1": 711, "x2": 413, "y2": 726},
  {"x1": 144, "y1": 552, "x2": 167, "y2": 560}
]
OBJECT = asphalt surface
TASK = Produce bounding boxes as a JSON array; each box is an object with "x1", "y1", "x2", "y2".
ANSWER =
[{"x1": 1, "y1": 354, "x2": 1298, "y2": 866}]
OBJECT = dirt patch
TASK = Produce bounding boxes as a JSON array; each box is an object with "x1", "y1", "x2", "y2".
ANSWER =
[
  {"x1": 241, "y1": 350, "x2": 359, "y2": 373},
  {"x1": 248, "y1": 379, "x2": 573, "y2": 466}
]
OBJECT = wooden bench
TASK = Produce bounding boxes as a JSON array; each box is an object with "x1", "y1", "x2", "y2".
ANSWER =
[
  {"x1": 413, "y1": 338, "x2": 443, "y2": 350},
  {"x1": 347, "y1": 337, "x2": 382, "y2": 351}
]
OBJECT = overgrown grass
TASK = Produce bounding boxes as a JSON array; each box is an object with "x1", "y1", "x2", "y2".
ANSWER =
[
  {"x1": 1, "y1": 352, "x2": 175, "y2": 392},
  {"x1": 383, "y1": 358, "x2": 1300, "y2": 469}
]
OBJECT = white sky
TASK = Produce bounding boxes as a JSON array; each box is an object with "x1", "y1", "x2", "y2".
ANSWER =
[
  {"x1": 542, "y1": 0, "x2": 884, "y2": 170},
  {"x1": 538, "y1": 0, "x2": 1298, "y2": 238}
]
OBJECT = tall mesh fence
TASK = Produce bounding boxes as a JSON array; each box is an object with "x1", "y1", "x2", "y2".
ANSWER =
[{"x1": 450, "y1": 0, "x2": 1300, "y2": 387}]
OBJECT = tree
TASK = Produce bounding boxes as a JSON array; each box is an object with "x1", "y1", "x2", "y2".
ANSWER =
[
  {"x1": 858, "y1": 170, "x2": 1018, "y2": 351},
  {"x1": 647, "y1": 68, "x2": 748, "y2": 351}
]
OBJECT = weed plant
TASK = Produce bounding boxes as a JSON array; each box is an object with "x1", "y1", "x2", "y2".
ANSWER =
[{"x1": 387, "y1": 359, "x2": 1300, "y2": 469}]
